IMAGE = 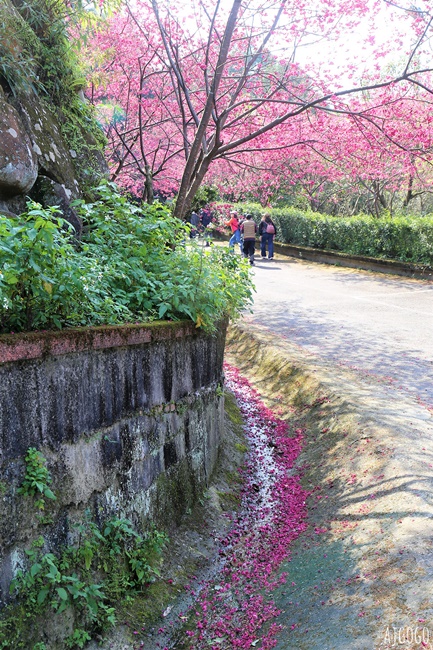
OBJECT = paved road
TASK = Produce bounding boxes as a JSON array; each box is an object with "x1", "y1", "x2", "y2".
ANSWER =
[{"x1": 246, "y1": 255, "x2": 433, "y2": 411}]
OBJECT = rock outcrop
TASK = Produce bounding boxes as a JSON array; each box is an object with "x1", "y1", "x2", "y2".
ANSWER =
[
  {"x1": 0, "y1": 93, "x2": 38, "y2": 199},
  {"x1": 0, "y1": 0, "x2": 108, "y2": 233}
]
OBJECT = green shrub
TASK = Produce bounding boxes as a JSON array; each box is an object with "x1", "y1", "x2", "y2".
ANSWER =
[
  {"x1": 0, "y1": 204, "x2": 91, "y2": 332},
  {"x1": 0, "y1": 183, "x2": 254, "y2": 334},
  {"x1": 17, "y1": 448, "x2": 56, "y2": 511},
  {"x1": 213, "y1": 201, "x2": 433, "y2": 265}
]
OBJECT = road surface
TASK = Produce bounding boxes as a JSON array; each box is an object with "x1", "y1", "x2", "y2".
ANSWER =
[{"x1": 247, "y1": 255, "x2": 433, "y2": 411}]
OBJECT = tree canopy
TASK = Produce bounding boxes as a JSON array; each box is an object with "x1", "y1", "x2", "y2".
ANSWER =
[{"x1": 83, "y1": 0, "x2": 433, "y2": 216}]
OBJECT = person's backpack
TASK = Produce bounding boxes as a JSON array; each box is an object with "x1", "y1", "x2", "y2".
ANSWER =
[
  {"x1": 266, "y1": 222, "x2": 275, "y2": 235},
  {"x1": 243, "y1": 220, "x2": 256, "y2": 238}
]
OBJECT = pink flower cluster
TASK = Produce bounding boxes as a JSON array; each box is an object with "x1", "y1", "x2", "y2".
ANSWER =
[{"x1": 182, "y1": 363, "x2": 309, "y2": 649}]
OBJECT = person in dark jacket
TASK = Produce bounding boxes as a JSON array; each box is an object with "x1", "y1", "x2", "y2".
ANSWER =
[
  {"x1": 261, "y1": 214, "x2": 277, "y2": 259},
  {"x1": 258, "y1": 215, "x2": 268, "y2": 259},
  {"x1": 200, "y1": 207, "x2": 213, "y2": 245},
  {"x1": 200, "y1": 208, "x2": 212, "y2": 228},
  {"x1": 190, "y1": 211, "x2": 200, "y2": 238}
]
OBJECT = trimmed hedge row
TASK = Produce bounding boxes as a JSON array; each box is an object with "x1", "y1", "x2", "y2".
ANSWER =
[{"x1": 216, "y1": 202, "x2": 433, "y2": 265}]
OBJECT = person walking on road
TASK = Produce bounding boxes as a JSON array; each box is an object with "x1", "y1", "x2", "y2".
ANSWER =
[
  {"x1": 241, "y1": 214, "x2": 257, "y2": 265},
  {"x1": 226, "y1": 210, "x2": 242, "y2": 252},
  {"x1": 190, "y1": 211, "x2": 200, "y2": 238},
  {"x1": 263, "y1": 214, "x2": 277, "y2": 259},
  {"x1": 259, "y1": 215, "x2": 268, "y2": 259}
]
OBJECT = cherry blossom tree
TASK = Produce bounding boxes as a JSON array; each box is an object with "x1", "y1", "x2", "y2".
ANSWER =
[
  {"x1": 206, "y1": 79, "x2": 433, "y2": 216},
  {"x1": 85, "y1": 0, "x2": 433, "y2": 217},
  {"x1": 86, "y1": 15, "x2": 185, "y2": 201}
]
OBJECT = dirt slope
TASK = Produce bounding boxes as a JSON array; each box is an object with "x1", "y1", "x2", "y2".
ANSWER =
[{"x1": 225, "y1": 321, "x2": 433, "y2": 650}]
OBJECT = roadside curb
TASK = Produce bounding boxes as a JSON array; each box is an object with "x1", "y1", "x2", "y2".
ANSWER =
[
  {"x1": 273, "y1": 241, "x2": 433, "y2": 280},
  {"x1": 214, "y1": 233, "x2": 433, "y2": 279}
]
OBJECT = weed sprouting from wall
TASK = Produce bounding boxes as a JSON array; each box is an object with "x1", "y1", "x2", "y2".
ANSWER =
[{"x1": 0, "y1": 515, "x2": 168, "y2": 648}]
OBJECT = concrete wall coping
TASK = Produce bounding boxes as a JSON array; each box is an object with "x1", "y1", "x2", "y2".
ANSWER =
[
  {"x1": 274, "y1": 242, "x2": 433, "y2": 279},
  {"x1": 0, "y1": 321, "x2": 196, "y2": 364}
]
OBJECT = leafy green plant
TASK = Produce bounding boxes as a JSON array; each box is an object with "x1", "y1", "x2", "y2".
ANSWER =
[
  {"x1": 2, "y1": 518, "x2": 167, "y2": 648},
  {"x1": 72, "y1": 517, "x2": 168, "y2": 599},
  {"x1": 7, "y1": 539, "x2": 115, "y2": 647},
  {"x1": 65, "y1": 629, "x2": 91, "y2": 649},
  {"x1": 17, "y1": 448, "x2": 56, "y2": 511},
  {"x1": 0, "y1": 184, "x2": 253, "y2": 334},
  {"x1": 0, "y1": 204, "x2": 92, "y2": 332}
]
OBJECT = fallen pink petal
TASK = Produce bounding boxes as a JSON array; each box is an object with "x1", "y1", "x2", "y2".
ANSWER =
[{"x1": 180, "y1": 363, "x2": 309, "y2": 648}]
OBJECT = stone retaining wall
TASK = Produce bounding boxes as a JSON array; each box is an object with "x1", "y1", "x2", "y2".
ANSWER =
[{"x1": 0, "y1": 321, "x2": 226, "y2": 602}]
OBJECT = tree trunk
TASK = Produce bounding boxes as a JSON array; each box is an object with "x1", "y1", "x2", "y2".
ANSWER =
[
  {"x1": 172, "y1": 0, "x2": 242, "y2": 220},
  {"x1": 142, "y1": 164, "x2": 154, "y2": 204},
  {"x1": 403, "y1": 173, "x2": 414, "y2": 208}
]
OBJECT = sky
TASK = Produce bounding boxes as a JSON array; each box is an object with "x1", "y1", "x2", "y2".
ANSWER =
[
  {"x1": 294, "y1": 1, "x2": 425, "y2": 86},
  {"x1": 124, "y1": 0, "x2": 432, "y2": 90}
]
